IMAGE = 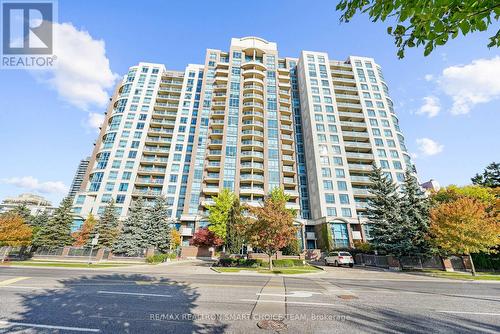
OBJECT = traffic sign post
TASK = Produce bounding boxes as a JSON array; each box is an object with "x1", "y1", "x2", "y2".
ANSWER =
[{"x1": 88, "y1": 233, "x2": 99, "y2": 265}]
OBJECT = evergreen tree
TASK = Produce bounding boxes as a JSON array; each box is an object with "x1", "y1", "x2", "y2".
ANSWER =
[
  {"x1": 225, "y1": 198, "x2": 245, "y2": 254},
  {"x1": 366, "y1": 166, "x2": 404, "y2": 255},
  {"x1": 144, "y1": 196, "x2": 172, "y2": 253},
  {"x1": 9, "y1": 204, "x2": 32, "y2": 223},
  {"x1": 36, "y1": 197, "x2": 74, "y2": 248},
  {"x1": 112, "y1": 197, "x2": 147, "y2": 256},
  {"x1": 471, "y1": 162, "x2": 500, "y2": 188},
  {"x1": 401, "y1": 169, "x2": 432, "y2": 256},
  {"x1": 30, "y1": 210, "x2": 50, "y2": 248},
  {"x1": 93, "y1": 200, "x2": 119, "y2": 249}
]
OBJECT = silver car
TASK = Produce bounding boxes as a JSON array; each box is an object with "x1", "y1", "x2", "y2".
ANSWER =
[{"x1": 324, "y1": 251, "x2": 354, "y2": 267}]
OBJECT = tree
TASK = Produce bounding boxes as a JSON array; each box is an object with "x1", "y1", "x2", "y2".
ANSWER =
[
  {"x1": 432, "y1": 185, "x2": 497, "y2": 206},
  {"x1": 429, "y1": 197, "x2": 500, "y2": 275},
  {"x1": 112, "y1": 198, "x2": 147, "y2": 256},
  {"x1": 190, "y1": 227, "x2": 223, "y2": 248},
  {"x1": 72, "y1": 214, "x2": 97, "y2": 247},
  {"x1": 472, "y1": 162, "x2": 500, "y2": 188},
  {"x1": 36, "y1": 197, "x2": 74, "y2": 248},
  {"x1": 0, "y1": 213, "x2": 33, "y2": 262},
  {"x1": 93, "y1": 200, "x2": 119, "y2": 249},
  {"x1": 8, "y1": 204, "x2": 32, "y2": 223},
  {"x1": 243, "y1": 188, "x2": 297, "y2": 270},
  {"x1": 144, "y1": 196, "x2": 172, "y2": 253},
  {"x1": 366, "y1": 166, "x2": 406, "y2": 256},
  {"x1": 207, "y1": 189, "x2": 236, "y2": 244},
  {"x1": 336, "y1": 1, "x2": 500, "y2": 58},
  {"x1": 400, "y1": 169, "x2": 432, "y2": 256},
  {"x1": 225, "y1": 198, "x2": 245, "y2": 254},
  {"x1": 30, "y1": 210, "x2": 50, "y2": 248},
  {"x1": 170, "y1": 229, "x2": 181, "y2": 250}
]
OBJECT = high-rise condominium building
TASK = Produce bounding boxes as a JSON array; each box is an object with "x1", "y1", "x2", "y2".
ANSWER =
[
  {"x1": 68, "y1": 157, "x2": 90, "y2": 199},
  {"x1": 72, "y1": 37, "x2": 414, "y2": 249}
]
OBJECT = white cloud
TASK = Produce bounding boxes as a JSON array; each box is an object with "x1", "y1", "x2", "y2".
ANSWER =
[
  {"x1": 416, "y1": 96, "x2": 440, "y2": 118},
  {"x1": 86, "y1": 112, "x2": 104, "y2": 131},
  {"x1": 1, "y1": 176, "x2": 68, "y2": 194},
  {"x1": 438, "y1": 56, "x2": 500, "y2": 115},
  {"x1": 35, "y1": 22, "x2": 118, "y2": 111},
  {"x1": 416, "y1": 138, "x2": 444, "y2": 156},
  {"x1": 424, "y1": 74, "x2": 434, "y2": 81}
]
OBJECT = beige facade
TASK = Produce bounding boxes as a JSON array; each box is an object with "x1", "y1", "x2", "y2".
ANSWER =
[{"x1": 72, "y1": 37, "x2": 415, "y2": 248}]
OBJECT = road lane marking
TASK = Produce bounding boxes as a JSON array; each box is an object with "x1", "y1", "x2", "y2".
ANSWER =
[
  {"x1": 436, "y1": 311, "x2": 500, "y2": 316},
  {"x1": 0, "y1": 277, "x2": 30, "y2": 286},
  {"x1": 257, "y1": 291, "x2": 322, "y2": 298},
  {"x1": 0, "y1": 320, "x2": 100, "y2": 332},
  {"x1": 97, "y1": 290, "x2": 172, "y2": 297},
  {"x1": 242, "y1": 299, "x2": 338, "y2": 307}
]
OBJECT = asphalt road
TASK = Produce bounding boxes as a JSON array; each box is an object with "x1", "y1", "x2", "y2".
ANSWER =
[{"x1": 0, "y1": 262, "x2": 499, "y2": 333}]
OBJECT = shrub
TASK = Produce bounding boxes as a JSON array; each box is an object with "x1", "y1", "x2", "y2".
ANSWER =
[
  {"x1": 273, "y1": 259, "x2": 305, "y2": 267},
  {"x1": 216, "y1": 258, "x2": 264, "y2": 267},
  {"x1": 146, "y1": 253, "x2": 176, "y2": 264}
]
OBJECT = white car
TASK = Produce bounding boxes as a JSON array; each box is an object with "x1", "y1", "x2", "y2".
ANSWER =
[{"x1": 324, "y1": 251, "x2": 354, "y2": 267}]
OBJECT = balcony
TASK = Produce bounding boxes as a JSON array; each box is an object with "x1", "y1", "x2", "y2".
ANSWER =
[
  {"x1": 355, "y1": 202, "x2": 369, "y2": 210},
  {"x1": 242, "y1": 111, "x2": 264, "y2": 119},
  {"x1": 241, "y1": 140, "x2": 264, "y2": 148},
  {"x1": 350, "y1": 175, "x2": 371, "y2": 184},
  {"x1": 205, "y1": 173, "x2": 220, "y2": 181},
  {"x1": 206, "y1": 161, "x2": 221, "y2": 170},
  {"x1": 135, "y1": 178, "x2": 165, "y2": 186},
  {"x1": 241, "y1": 162, "x2": 264, "y2": 170},
  {"x1": 140, "y1": 157, "x2": 168, "y2": 164},
  {"x1": 334, "y1": 85, "x2": 358, "y2": 92},
  {"x1": 283, "y1": 177, "x2": 295, "y2": 185},
  {"x1": 345, "y1": 152, "x2": 374, "y2": 160},
  {"x1": 137, "y1": 167, "x2": 166, "y2": 174},
  {"x1": 283, "y1": 165, "x2": 295, "y2": 175},
  {"x1": 241, "y1": 130, "x2": 264, "y2": 138},
  {"x1": 338, "y1": 111, "x2": 365, "y2": 119},
  {"x1": 337, "y1": 102, "x2": 363, "y2": 110},
  {"x1": 150, "y1": 119, "x2": 176, "y2": 126},
  {"x1": 352, "y1": 188, "x2": 371, "y2": 197},
  {"x1": 132, "y1": 189, "x2": 162, "y2": 197},
  {"x1": 243, "y1": 84, "x2": 264, "y2": 92},
  {"x1": 286, "y1": 202, "x2": 301, "y2": 211},
  {"x1": 348, "y1": 163, "x2": 373, "y2": 172},
  {"x1": 203, "y1": 186, "x2": 220, "y2": 195},
  {"x1": 240, "y1": 151, "x2": 264, "y2": 160},
  {"x1": 332, "y1": 77, "x2": 356, "y2": 84},
  {"x1": 241, "y1": 60, "x2": 266, "y2": 71},
  {"x1": 342, "y1": 131, "x2": 370, "y2": 139},
  {"x1": 242, "y1": 101, "x2": 264, "y2": 110},
  {"x1": 143, "y1": 146, "x2": 170, "y2": 154},
  {"x1": 240, "y1": 187, "x2": 265, "y2": 196},
  {"x1": 240, "y1": 174, "x2": 265, "y2": 182},
  {"x1": 154, "y1": 102, "x2": 179, "y2": 110},
  {"x1": 343, "y1": 141, "x2": 371, "y2": 149},
  {"x1": 284, "y1": 189, "x2": 300, "y2": 198},
  {"x1": 242, "y1": 69, "x2": 266, "y2": 79}
]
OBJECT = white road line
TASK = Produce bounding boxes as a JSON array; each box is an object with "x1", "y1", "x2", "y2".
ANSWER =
[
  {"x1": 436, "y1": 311, "x2": 500, "y2": 316},
  {"x1": 97, "y1": 290, "x2": 172, "y2": 297},
  {"x1": 241, "y1": 299, "x2": 337, "y2": 307},
  {"x1": 0, "y1": 320, "x2": 100, "y2": 332}
]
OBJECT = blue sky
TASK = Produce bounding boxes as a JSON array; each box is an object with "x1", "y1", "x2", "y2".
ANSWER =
[{"x1": 0, "y1": 0, "x2": 499, "y2": 206}]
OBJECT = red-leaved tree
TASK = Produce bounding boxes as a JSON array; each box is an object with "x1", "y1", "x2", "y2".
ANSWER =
[{"x1": 190, "y1": 227, "x2": 223, "y2": 248}]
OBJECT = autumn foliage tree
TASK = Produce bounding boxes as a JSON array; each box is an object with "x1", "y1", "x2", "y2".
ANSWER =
[
  {"x1": 0, "y1": 213, "x2": 33, "y2": 262},
  {"x1": 72, "y1": 214, "x2": 97, "y2": 247},
  {"x1": 243, "y1": 188, "x2": 297, "y2": 270},
  {"x1": 190, "y1": 227, "x2": 223, "y2": 248},
  {"x1": 170, "y1": 229, "x2": 182, "y2": 250},
  {"x1": 429, "y1": 197, "x2": 500, "y2": 275}
]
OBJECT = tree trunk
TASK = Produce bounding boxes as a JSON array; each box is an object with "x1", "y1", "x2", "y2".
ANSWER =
[
  {"x1": 268, "y1": 253, "x2": 273, "y2": 271},
  {"x1": 468, "y1": 254, "x2": 477, "y2": 276},
  {"x1": 1, "y1": 246, "x2": 12, "y2": 263}
]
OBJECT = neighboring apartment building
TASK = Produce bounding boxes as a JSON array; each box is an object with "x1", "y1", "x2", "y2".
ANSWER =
[
  {"x1": 72, "y1": 37, "x2": 414, "y2": 249},
  {"x1": 67, "y1": 157, "x2": 90, "y2": 199},
  {"x1": 0, "y1": 193, "x2": 56, "y2": 216}
]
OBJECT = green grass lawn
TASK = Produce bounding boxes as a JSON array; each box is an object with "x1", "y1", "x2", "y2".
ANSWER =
[
  {"x1": 422, "y1": 269, "x2": 500, "y2": 281},
  {"x1": 2, "y1": 260, "x2": 138, "y2": 268},
  {"x1": 215, "y1": 265, "x2": 321, "y2": 275}
]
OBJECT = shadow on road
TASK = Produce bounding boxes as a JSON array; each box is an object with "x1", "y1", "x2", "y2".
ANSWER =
[{"x1": 4, "y1": 274, "x2": 227, "y2": 333}]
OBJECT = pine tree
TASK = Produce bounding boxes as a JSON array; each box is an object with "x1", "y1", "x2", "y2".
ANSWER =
[
  {"x1": 401, "y1": 169, "x2": 432, "y2": 256},
  {"x1": 112, "y1": 197, "x2": 147, "y2": 256},
  {"x1": 366, "y1": 166, "x2": 404, "y2": 255},
  {"x1": 144, "y1": 196, "x2": 172, "y2": 253},
  {"x1": 93, "y1": 200, "x2": 119, "y2": 249},
  {"x1": 471, "y1": 162, "x2": 500, "y2": 188},
  {"x1": 36, "y1": 197, "x2": 74, "y2": 248},
  {"x1": 30, "y1": 210, "x2": 50, "y2": 248},
  {"x1": 9, "y1": 204, "x2": 32, "y2": 223}
]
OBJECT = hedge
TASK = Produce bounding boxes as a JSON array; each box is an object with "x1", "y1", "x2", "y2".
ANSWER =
[
  {"x1": 216, "y1": 258, "x2": 264, "y2": 268},
  {"x1": 272, "y1": 259, "x2": 305, "y2": 267}
]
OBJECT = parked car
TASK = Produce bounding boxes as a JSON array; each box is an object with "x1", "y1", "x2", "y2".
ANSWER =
[{"x1": 324, "y1": 251, "x2": 354, "y2": 267}]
